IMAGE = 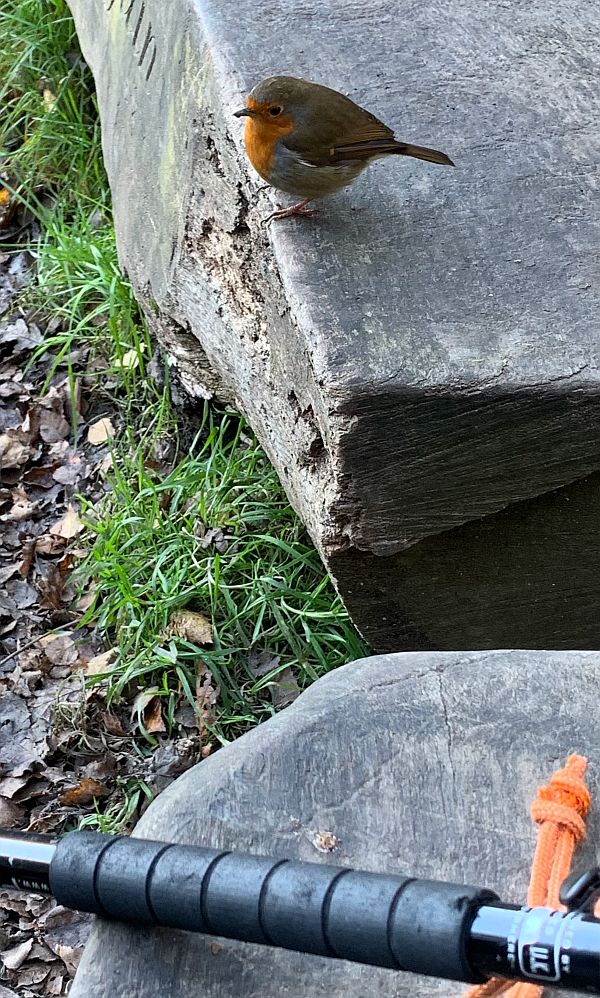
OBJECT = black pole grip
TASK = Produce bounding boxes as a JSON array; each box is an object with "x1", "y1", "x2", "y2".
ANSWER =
[{"x1": 49, "y1": 831, "x2": 496, "y2": 982}]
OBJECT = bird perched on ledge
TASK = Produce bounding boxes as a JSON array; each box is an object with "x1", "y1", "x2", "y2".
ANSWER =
[{"x1": 234, "y1": 76, "x2": 454, "y2": 223}]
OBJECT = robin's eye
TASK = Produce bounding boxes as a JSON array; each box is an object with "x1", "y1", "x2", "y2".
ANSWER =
[{"x1": 269, "y1": 105, "x2": 282, "y2": 116}]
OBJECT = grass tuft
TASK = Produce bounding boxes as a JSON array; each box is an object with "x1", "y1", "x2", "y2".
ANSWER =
[{"x1": 79, "y1": 407, "x2": 368, "y2": 743}]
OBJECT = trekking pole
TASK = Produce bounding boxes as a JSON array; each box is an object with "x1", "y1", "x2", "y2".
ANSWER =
[{"x1": 1, "y1": 829, "x2": 599, "y2": 992}]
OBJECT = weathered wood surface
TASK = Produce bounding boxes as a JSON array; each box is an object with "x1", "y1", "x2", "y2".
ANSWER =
[
  {"x1": 70, "y1": 650, "x2": 600, "y2": 997},
  {"x1": 65, "y1": 0, "x2": 600, "y2": 648}
]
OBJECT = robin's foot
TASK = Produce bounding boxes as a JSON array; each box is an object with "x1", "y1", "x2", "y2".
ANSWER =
[{"x1": 262, "y1": 198, "x2": 319, "y2": 224}]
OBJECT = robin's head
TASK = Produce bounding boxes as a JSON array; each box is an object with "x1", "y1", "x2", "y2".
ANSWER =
[{"x1": 233, "y1": 77, "x2": 314, "y2": 135}]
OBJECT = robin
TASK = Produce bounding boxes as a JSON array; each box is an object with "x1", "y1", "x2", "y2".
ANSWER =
[{"x1": 234, "y1": 76, "x2": 454, "y2": 223}]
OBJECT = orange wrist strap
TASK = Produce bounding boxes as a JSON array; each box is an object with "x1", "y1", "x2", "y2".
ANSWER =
[{"x1": 461, "y1": 754, "x2": 592, "y2": 998}]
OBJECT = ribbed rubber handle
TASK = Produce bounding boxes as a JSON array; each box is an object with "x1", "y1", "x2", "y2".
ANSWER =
[{"x1": 50, "y1": 830, "x2": 494, "y2": 981}]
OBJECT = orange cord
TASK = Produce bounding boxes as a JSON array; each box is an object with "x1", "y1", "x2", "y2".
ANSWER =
[{"x1": 462, "y1": 754, "x2": 591, "y2": 998}]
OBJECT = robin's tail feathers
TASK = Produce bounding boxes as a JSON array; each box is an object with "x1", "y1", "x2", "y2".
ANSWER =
[
  {"x1": 393, "y1": 142, "x2": 454, "y2": 166},
  {"x1": 330, "y1": 138, "x2": 454, "y2": 166}
]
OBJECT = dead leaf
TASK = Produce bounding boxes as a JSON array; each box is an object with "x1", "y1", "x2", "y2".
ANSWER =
[
  {"x1": 0, "y1": 318, "x2": 43, "y2": 350},
  {"x1": 0, "y1": 776, "x2": 29, "y2": 800},
  {"x1": 195, "y1": 667, "x2": 220, "y2": 737},
  {"x1": 40, "y1": 633, "x2": 78, "y2": 666},
  {"x1": 83, "y1": 648, "x2": 117, "y2": 675},
  {"x1": 0, "y1": 796, "x2": 24, "y2": 827},
  {"x1": 144, "y1": 696, "x2": 166, "y2": 734},
  {"x1": 23, "y1": 463, "x2": 62, "y2": 488},
  {"x1": 0, "y1": 486, "x2": 35, "y2": 522},
  {"x1": 86, "y1": 417, "x2": 115, "y2": 445},
  {"x1": 1, "y1": 937, "x2": 34, "y2": 970},
  {"x1": 133, "y1": 690, "x2": 166, "y2": 733},
  {"x1": 35, "y1": 534, "x2": 67, "y2": 556},
  {"x1": 0, "y1": 429, "x2": 31, "y2": 468},
  {"x1": 102, "y1": 712, "x2": 126, "y2": 736},
  {"x1": 59, "y1": 779, "x2": 110, "y2": 806},
  {"x1": 47, "y1": 975, "x2": 66, "y2": 994},
  {"x1": 43, "y1": 908, "x2": 91, "y2": 976},
  {"x1": 18, "y1": 538, "x2": 36, "y2": 577},
  {"x1": 113, "y1": 348, "x2": 142, "y2": 370},
  {"x1": 52, "y1": 456, "x2": 85, "y2": 485},
  {"x1": 75, "y1": 590, "x2": 95, "y2": 613},
  {"x1": 268, "y1": 666, "x2": 301, "y2": 710},
  {"x1": 37, "y1": 553, "x2": 74, "y2": 609},
  {"x1": 11, "y1": 962, "x2": 51, "y2": 987},
  {"x1": 6, "y1": 578, "x2": 38, "y2": 608},
  {"x1": 166, "y1": 609, "x2": 213, "y2": 645},
  {"x1": 50, "y1": 503, "x2": 83, "y2": 539},
  {"x1": 248, "y1": 649, "x2": 280, "y2": 677},
  {"x1": 39, "y1": 409, "x2": 70, "y2": 444},
  {"x1": 196, "y1": 526, "x2": 230, "y2": 553}
]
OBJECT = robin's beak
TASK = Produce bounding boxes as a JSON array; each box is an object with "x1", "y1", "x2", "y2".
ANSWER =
[{"x1": 233, "y1": 107, "x2": 255, "y2": 118}]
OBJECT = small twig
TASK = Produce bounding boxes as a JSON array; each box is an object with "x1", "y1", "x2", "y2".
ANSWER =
[
  {"x1": 0, "y1": 633, "x2": 50, "y2": 669},
  {"x1": 0, "y1": 622, "x2": 81, "y2": 669}
]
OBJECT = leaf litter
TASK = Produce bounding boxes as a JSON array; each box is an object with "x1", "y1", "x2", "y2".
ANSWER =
[{"x1": 0, "y1": 248, "x2": 231, "y2": 995}]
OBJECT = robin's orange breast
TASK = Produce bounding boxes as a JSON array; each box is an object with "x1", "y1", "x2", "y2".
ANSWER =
[{"x1": 244, "y1": 112, "x2": 294, "y2": 183}]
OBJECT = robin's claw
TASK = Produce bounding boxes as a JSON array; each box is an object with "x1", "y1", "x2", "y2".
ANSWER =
[{"x1": 262, "y1": 199, "x2": 319, "y2": 224}]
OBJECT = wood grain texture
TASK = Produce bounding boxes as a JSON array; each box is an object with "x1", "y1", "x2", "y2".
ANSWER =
[
  {"x1": 65, "y1": 0, "x2": 600, "y2": 648},
  {"x1": 70, "y1": 650, "x2": 600, "y2": 997}
]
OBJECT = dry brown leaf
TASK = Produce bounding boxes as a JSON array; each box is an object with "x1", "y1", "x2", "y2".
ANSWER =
[
  {"x1": 35, "y1": 534, "x2": 67, "y2": 556},
  {"x1": 50, "y1": 503, "x2": 83, "y2": 539},
  {"x1": 132, "y1": 689, "x2": 167, "y2": 733},
  {"x1": 1, "y1": 937, "x2": 34, "y2": 971},
  {"x1": 195, "y1": 667, "x2": 220, "y2": 738},
  {"x1": 37, "y1": 553, "x2": 74, "y2": 610},
  {"x1": 87, "y1": 417, "x2": 115, "y2": 445},
  {"x1": 0, "y1": 430, "x2": 31, "y2": 468},
  {"x1": 0, "y1": 487, "x2": 35, "y2": 522},
  {"x1": 18, "y1": 538, "x2": 36, "y2": 578},
  {"x1": 269, "y1": 666, "x2": 301, "y2": 710},
  {"x1": 248, "y1": 649, "x2": 280, "y2": 677},
  {"x1": 75, "y1": 591, "x2": 95, "y2": 613},
  {"x1": 59, "y1": 779, "x2": 110, "y2": 807},
  {"x1": 102, "y1": 712, "x2": 126, "y2": 736},
  {"x1": 167, "y1": 609, "x2": 213, "y2": 645},
  {"x1": 144, "y1": 695, "x2": 166, "y2": 733},
  {"x1": 40, "y1": 633, "x2": 78, "y2": 666},
  {"x1": 83, "y1": 648, "x2": 117, "y2": 675}
]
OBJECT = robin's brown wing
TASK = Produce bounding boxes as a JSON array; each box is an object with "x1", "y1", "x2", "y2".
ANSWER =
[{"x1": 282, "y1": 96, "x2": 395, "y2": 167}]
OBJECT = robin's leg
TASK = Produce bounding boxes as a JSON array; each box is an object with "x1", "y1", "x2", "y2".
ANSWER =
[{"x1": 263, "y1": 198, "x2": 319, "y2": 224}]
